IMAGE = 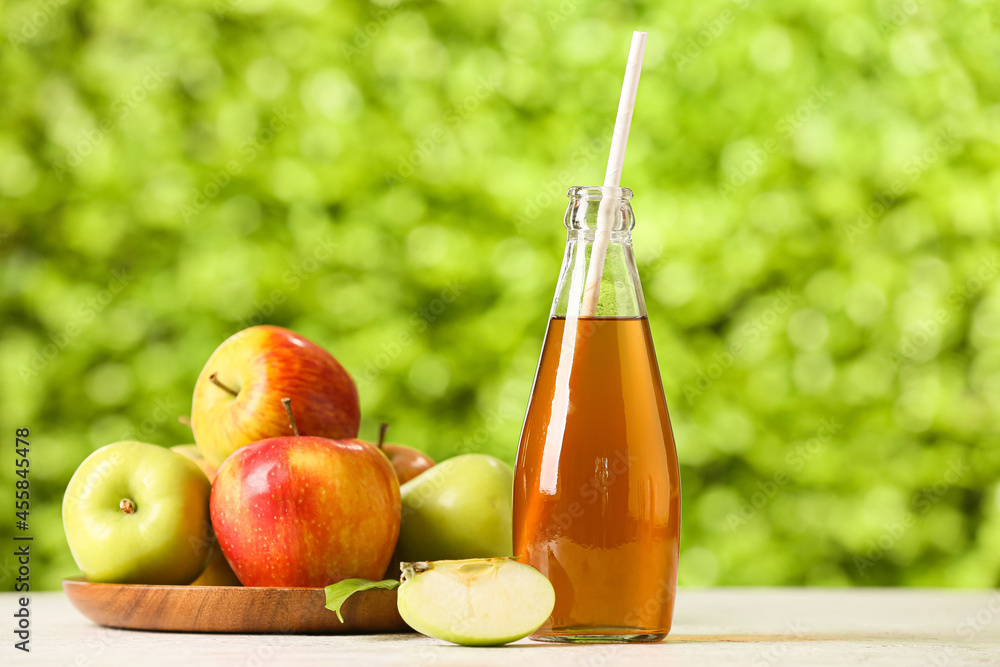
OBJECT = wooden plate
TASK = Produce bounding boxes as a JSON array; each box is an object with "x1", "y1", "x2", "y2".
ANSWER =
[{"x1": 62, "y1": 577, "x2": 411, "y2": 634}]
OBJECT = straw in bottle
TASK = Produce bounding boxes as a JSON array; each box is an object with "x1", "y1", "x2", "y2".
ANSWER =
[{"x1": 579, "y1": 30, "x2": 647, "y2": 317}]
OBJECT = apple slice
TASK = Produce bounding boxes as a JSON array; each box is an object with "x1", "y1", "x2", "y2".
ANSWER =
[{"x1": 396, "y1": 558, "x2": 555, "y2": 646}]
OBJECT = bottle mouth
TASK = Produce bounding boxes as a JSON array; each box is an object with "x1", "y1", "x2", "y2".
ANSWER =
[
  {"x1": 563, "y1": 186, "x2": 635, "y2": 232},
  {"x1": 566, "y1": 186, "x2": 634, "y2": 202}
]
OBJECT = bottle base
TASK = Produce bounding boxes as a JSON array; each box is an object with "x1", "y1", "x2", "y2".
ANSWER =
[{"x1": 531, "y1": 629, "x2": 668, "y2": 644}]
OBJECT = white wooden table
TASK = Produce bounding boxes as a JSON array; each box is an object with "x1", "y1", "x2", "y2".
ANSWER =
[{"x1": 5, "y1": 588, "x2": 999, "y2": 666}]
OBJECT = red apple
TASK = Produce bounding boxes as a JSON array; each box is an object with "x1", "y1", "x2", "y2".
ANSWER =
[
  {"x1": 383, "y1": 444, "x2": 436, "y2": 484},
  {"x1": 210, "y1": 433, "x2": 401, "y2": 587},
  {"x1": 192, "y1": 326, "x2": 360, "y2": 468},
  {"x1": 376, "y1": 424, "x2": 435, "y2": 484}
]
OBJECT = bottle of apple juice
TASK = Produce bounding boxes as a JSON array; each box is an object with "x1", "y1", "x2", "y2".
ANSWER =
[{"x1": 513, "y1": 185, "x2": 681, "y2": 643}]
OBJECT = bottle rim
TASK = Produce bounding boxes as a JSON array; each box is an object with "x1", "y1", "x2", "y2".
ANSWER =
[{"x1": 566, "y1": 186, "x2": 634, "y2": 201}]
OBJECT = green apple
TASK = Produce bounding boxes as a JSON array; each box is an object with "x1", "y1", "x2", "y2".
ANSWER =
[
  {"x1": 396, "y1": 558, "x2": 555, "y2": 646},
  {"x1": 395, "y1": 454, "x2": 513, "y2": 563},
  {"x1": 63, "y1": 441, "x2": 213, "y2": 584}
]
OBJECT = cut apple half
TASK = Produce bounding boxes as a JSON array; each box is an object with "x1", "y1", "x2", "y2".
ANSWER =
[{"x1": 396, "y1": 557, "x2": 555, "y2": 646}]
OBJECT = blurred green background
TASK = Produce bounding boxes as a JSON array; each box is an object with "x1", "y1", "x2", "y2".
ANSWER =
[{"x1": 2, "y1": 0, "x2": 999, "y2": 591}]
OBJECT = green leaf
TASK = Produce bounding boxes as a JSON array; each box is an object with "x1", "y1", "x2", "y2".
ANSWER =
[{"x1": 324, "y1": 578, "x2": 401, "y2": 622}]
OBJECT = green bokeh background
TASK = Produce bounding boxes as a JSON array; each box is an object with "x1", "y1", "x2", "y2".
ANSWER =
[{"x1": 2, "y1": 0, "x2": 999, "y2": 591}]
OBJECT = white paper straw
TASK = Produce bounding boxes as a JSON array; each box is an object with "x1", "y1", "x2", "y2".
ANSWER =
[{"x1": 580, "y1": 31, "x2": 647, "y2": 317}]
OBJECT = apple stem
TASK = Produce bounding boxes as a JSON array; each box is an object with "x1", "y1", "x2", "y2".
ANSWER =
[
  {"x1": 119, "y1": 498, "x2": 135, "y2": 514},
  {"x1": 281, "y1": 398, "x2": 300, "y2": 436},
  {"x1": 178, "y1": 415, "x2": 192, "y2": 429},
  {"x1": 378, "y1": 423, "x2": 389, "y2": 449},
  {"x1": 209, "y1": 372, "x2": 239, "y2": 397},
  {"x1": 400, "y1": 561, "x2": 430, "y2": 583}
]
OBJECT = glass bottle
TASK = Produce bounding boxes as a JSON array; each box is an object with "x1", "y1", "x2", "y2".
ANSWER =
[{"x1": 513, "y1": 186, "x2": 681, "y2": 643}]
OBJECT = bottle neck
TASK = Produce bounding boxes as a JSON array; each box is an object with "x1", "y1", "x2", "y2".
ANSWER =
[
  {"x1": 551, "y1": 191, "x2": 647, "y2": 319},
  {"x1": 565, "y1": 228, "x2": 635, "y2": 244}
]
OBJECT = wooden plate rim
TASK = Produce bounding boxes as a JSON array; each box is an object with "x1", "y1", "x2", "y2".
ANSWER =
[
  {"x1": 61, "y1": 576, "x2": 411, "y2": 635},
  {"x1": 63, "y1": 575, "x2": 327, "y2": 593}
]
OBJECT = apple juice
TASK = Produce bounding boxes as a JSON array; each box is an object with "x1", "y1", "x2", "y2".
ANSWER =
[{"x1": 513, "y1": 187, "x2": 680, "y2": 643}]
